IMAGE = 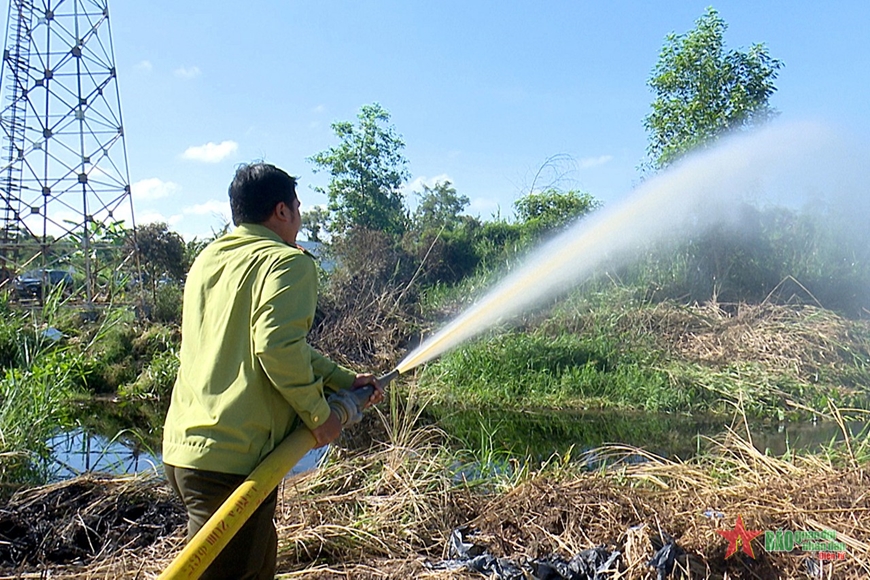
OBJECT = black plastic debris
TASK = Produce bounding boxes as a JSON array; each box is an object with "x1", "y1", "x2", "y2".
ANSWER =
[
  {"x1": 449, "y1": 526, "x2": 486, "y2": 559},
  {"x1": 464, "y1": 554, "x2": 527, "y2": 579},
  {"x1": 432, "y1": 527, "x2": 517, "y2": 578},
  {"x1": 647, "y1": 535, "x2": 685, "y2": 580},
  {"x1": 804, "y1": 557, "x2": 823, "y2": 579},
  {"x1": 429, "y1": 527, "x2": 621, "y2": 580},
  {"x1": 529, "y1": 547, "x2": 621, "y2": 580}
]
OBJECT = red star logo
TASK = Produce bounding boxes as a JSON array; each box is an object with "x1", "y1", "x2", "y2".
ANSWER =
[{"x1": 716, "y1": 515, "x2": 763, "y2": 558}]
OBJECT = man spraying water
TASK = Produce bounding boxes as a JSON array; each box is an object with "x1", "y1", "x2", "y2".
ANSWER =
[{"x1": 162, "y1": 163, "x2": 384, "y2": 580}]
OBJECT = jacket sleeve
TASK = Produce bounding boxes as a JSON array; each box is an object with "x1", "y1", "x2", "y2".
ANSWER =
[
  {"x1": 309, "y1": 348, "x2": 356, "y2": 394},
  {"x1": 252, "y1": 252, "x2": 331, "y2": 431}
]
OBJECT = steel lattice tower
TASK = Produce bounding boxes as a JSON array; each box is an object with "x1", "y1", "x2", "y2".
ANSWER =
[{"x1": 0, "y1": 0, "x2": 137, "y2": 303}]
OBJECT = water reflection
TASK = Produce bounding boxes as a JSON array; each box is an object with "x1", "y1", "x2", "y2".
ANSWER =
[
  {"x1": 430, "y1": 406, "x2": 870, "y2": 463},
  {"x1": 52, "y1": 401, "x2": 869, "y2": 481},
  {"x1": 48, "y1": 428, "x2": 328, "y2": 481},
  {"x1": 48, "y1": 429, "x2": 160, "y2": 481}
]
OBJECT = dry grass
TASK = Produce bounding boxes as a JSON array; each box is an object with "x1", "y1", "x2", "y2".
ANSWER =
[
  {"x1": 468, "y1": 432, "x2": 870, "y2": 580},
  {"x1": 654, "y1": 302, "x2": 870, "y2": 381},
  {"x1": 261, "y1": 420, "x2": 869, "y2": 580},
  {"x1": 7, "y1": 410, "x2": 865, "y2": 580}
]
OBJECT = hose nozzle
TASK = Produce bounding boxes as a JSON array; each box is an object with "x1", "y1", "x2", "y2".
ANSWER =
[
  {"x1": 327, "y1": 369, "x2": 401, "y2": 426},
  {"x1": 378, "y1": 369, "x2": 400, "y2": 388}
]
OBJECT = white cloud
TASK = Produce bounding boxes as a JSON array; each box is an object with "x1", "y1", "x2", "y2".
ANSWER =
[
  {"x1": 174, "y1": 65, "x2": 201, "y2": 79},
  {"x1": 184, "y1": 199, "x2": 231, "y2": 218},
  {"x1": 405, "y1": 174, "x2": 453, "y2": 194},
  {"x1": 136, "y1": 60, "x2": 153, "y2": 72},
  {"x1": 312, "y1": 104, "x2": 326, "y2": 114},
  {"x1": 136, "y1": 209, "x2": 171, "y2": 224},
  {"x1": 181, "y1": 141, "x2": 239, "y2": 163},
  {"x1": 131, "y1": 177, "x2": 180, "y2": 201},
  {"x1": 579, "y1": 155, "x2": 613, "y2": 169},
  {"x1": 468, "y1": 196, "x2": 501, "y2": 218}
]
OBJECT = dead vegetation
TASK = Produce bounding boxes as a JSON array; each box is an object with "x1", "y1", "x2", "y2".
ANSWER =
[
  {"x1": 310, "y1": 228, "x2": 423, "y2": 373},
  {"x1": 651, "y1": 302, "x2": 870, "y2": 384},
  {"x1": 271, "y1": 418, "x2": 870, "y2": 580},
  {"x1": 0, "y1": 473, "x2": 184, "y2": 576},
  {"x1": 2, "y1": 410, "x2": 868, "y2": 579}
]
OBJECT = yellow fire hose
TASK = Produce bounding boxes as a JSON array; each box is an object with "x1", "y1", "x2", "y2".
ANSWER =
[
  {"x1": 158, "y1": 427, "x2": 316, "y2": 580},
  {"x1": 158, "y1": 371, "x2": 398, "y2": 580}
]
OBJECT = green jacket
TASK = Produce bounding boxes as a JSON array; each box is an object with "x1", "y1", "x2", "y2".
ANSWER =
[{"x1": 162, "y1": 224, "x2": 355, "y2": 475}]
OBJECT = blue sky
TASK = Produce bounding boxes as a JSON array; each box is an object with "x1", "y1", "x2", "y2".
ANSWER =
[{"x1": 66, "y1": 1, "x2": 870, "y2": 239}]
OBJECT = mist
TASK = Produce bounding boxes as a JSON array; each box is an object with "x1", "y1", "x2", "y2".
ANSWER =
[{"x1": 398, "y1": 120, "x2": 870, "y2": 373}]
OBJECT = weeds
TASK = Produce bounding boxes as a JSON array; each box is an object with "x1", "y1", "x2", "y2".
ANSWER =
[
  {"x1": 0, "y1": 294, "x2": 179, "y2": 489},
  {"x1": 36, "y1": 396, "x2": 866, "y2": 580},
  {"x1": 0, "y1": 345, "x2": 82, "y2": 486},
  {"x1": 416, "y1": 289, "x2": 870, "y2": 420}
]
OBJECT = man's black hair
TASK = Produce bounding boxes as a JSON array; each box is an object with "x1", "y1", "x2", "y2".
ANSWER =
[{"x1": 229, "y1": 162, "x2": 298, "y2": 225}]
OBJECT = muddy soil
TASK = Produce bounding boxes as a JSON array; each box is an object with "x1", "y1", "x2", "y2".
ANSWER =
[{"x1": 0, "y1": 474, "x2": 184, "y2": 572}]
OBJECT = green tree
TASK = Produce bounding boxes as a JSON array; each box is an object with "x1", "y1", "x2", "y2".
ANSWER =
[
  {"x1": 644, "y1": 7, "x2": 783, "y2": 170},
  {"x1": 301, "y1": 205, "x2": 330, "y2": 242},
  {"x1": 129, "y1": 222, "x2": 185, "y2": 302},
  {"x1": 308, "y1": 103, "x2": 410, "y2": 238},
  {"x1": 514, "y1": 189, "x2": 601, "y2": 238},
  {"x1": 412, "y1": 180, "x2": 470, "y2": 233},
  {"x1": 404, "y1": 181, "x2": 481, "y2": 284}
]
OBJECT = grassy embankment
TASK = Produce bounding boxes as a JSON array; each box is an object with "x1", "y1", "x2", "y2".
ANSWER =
[
  {"x1": 2, "y1": 270, "x2": 869, "y2": 489},
  {"x1": 415, "y1": 281, "x2": 870, "y2": 421},
  {"x1": 0, "y1": 291, "x2": 177, "y2": 488}
]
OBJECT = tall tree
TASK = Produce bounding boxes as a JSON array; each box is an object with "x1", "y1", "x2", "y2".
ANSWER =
[
  {"x1": 412, "y1": 180, "x2": 470, "y2": 233},
  {"x1": 514, "y1": 189, "x2": 600, "y2": 238},
  {"x1": 644, "y1": 7, "x2": 783, "y2": 170},
  {"x1": 128, "y1": 222, "x2": 185, "y2": 302},
  {"x1": 308, "y1": 103, "x2": 410, "y2": 238},
  {"x1": 300, "y1": 205, "x2": 330, "y2": 243}
]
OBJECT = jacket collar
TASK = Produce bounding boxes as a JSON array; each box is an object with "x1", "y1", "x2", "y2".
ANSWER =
[
  {"x1": 234, "y1": 223, "x2": 286, "y2": 244},
  {"x1": 233, "y1": 223, "x2": 312, "y2": 254}
]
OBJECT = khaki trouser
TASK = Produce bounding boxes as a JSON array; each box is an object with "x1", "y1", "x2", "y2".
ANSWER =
[{"x1": 165, "y1": 464, "x2": 278, "y2": 580}]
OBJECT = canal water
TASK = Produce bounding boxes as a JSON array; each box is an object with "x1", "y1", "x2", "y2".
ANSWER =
[
  {"x1": 47, "y1": 427, "x2": 327, "y2": 482},
  {"x1": 429, "y1": 406, "x2": 869, "y2": 465},
  {"x1": 49, "y1": 402, "x2": 868, "y2": 481}
]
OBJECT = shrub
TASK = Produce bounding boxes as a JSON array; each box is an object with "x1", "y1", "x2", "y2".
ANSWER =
[
  {"x1": 148, "y1": 282, "x2": 183, "y2": 324},
  {"x1": 311, "y1": 228, "x2": 419, "y2": 371},
  {"x1": 121, "y1": 347, "x2": 179, "y2": 399}
]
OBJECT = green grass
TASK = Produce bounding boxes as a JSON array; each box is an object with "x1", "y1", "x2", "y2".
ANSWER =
[
  {"x1": 417, "y1": 327, "x2": 684, "y2": 411},
  {"x1": 0, "y1": 295, "x2": 180, "y2": 489},
  {"x1": 0, "y1": 294, "x2": 85, "y2": 486},
  {"x1": 415, "y1": 285, "x2": 870, "y2": 420}
]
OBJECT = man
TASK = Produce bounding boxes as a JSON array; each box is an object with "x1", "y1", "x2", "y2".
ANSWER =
[{"x1": 163, "y1": 162, "x2": 383, "y2": 579}]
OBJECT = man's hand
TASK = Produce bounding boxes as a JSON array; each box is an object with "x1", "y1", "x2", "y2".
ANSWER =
[
  {"x1": 310, "y1": 410, "x2": 342, "y2": 448},
  {"x1": 351, "y1": 373, "x2": 385, "y2": 409}
]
